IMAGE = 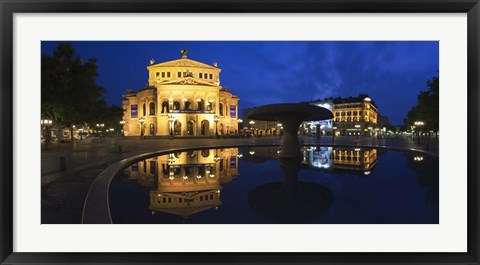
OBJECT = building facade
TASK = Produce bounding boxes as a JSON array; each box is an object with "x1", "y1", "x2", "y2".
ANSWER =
[
  {"x1": 122, "y1": 50, "x2": 240, "y2": 137},
  {"x1": 306, "y1": 94, "x2": 379, "y2": 137}
]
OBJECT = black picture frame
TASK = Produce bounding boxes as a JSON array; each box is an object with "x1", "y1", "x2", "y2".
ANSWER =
[{"x1": 1, "y1": 0, "x2": 479, "y2": 264}]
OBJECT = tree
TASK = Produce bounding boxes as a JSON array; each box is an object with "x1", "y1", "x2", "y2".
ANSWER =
[
  {"x1": 42, "y1": 43, "x2": 116, "y2": 140},
  {"x1": 404, "y1": 76, "x2": 439, "y2": 137}
]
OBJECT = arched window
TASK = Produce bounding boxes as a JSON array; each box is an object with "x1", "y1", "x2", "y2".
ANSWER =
[
  {"x1": 219, "y1": 103, "x2": 224, "y2": 116},
  {"x1": 142, "y1": 103, "x2": 146, "y2": 116},
  {"x1": 149, "y1": 102, "x2": 155, "y2": 115},
  {"x1": 184, "y1": 100, "x2": 191, "y2": 110},
  {"x1": 173, "y1": 101, "x2": 180, "y2": 110},
  {"x1": 174, "y1": 121, "x2": 181, "y2": 135},
  {"x1": 149, "y1": 161, "x2": 156, "y2": 174},
  {"x1": 187, "y1": 120, "x2": 195, "y2": 136},
  {"x1": 201, "y1": 120, "x2": 209, "y2": 136},
  {"x1": 201, "y1": 149, "x2": 210, "y2": 157},
  {"x1": 161, "y1": 101, "x2": 169, "y2": 113},
  {"x1": 149, "y1": 123, "x2": 155, "y2": 135},
  {"x1": 197, "y1": 99, "x2": 204, "y2": 111}
]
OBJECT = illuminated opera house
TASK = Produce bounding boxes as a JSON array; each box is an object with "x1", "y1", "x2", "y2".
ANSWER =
[
  {"x1": 122, "y1": 148, "x2": 240, "y2": 218},
  {"x1": 122, "y1": 50, "x2": 240, "y2": 137}
]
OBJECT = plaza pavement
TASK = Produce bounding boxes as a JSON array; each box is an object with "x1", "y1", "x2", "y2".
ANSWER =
[{"x1": 41, "y1": 135, "x2": 438, "y2": 224}]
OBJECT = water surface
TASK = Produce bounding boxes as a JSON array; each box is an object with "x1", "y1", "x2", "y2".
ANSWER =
[{"x1": 109, "y1": 146, "x2": 439, "y2": 224}]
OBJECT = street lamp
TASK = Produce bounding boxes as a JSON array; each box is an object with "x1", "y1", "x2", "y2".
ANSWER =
[
  {"x1": 332, "y1": 126, "x2": 337, "y2": 143},
  {"x1": 414, "y1": 121, "x2": 424, "y2": 144},
  {"x1": 96, "y1": 123, "x2": 105, "y2": 142},
  {"x1": 168, "y1": 115, "x2": 175, "y2": 139},
  {"x1": 41, "y1": 119, "x2": 53, "y2": 150},
  {"x1": 355, "y1": 124, "x2": 361, "y2": 139},
  {"x1": 139, "y1": 117, "x2": 145, "y2": 139},
  {"x1": 249, "y1": 120, "x2": 255, "y2": 136},
  {"x1": 237, "y1": 119, "x2": 243, "y2": 135},
  {"x1": 214, "y1": 115, "x2": 220, "y2": 137},
  {"x1": 120, "y1": 120, "x2": 126, "y2": 136}
]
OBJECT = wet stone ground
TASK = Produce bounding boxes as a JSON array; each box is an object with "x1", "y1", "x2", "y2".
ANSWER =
[{"x1": 41, "y1": 165, "x2": 108, "y2": 224}]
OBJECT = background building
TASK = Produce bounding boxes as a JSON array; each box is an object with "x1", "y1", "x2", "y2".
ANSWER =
[
  {"x1": 241, "y1": 108, "x2": 280, "y2": 136},
  {"x1": 306, "y1": 94, "x2": 379, "y2": 137},
  {"x1": 122, "y1": 50, "x2": 240, "y2": 137}
]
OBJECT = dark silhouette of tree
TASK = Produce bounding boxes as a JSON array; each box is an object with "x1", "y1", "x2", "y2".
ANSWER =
[
  {"x1": 42, "y1": 43, "x2": 123, "y2": 139},
  {"x1": 403, "y1": 76, "x2": 439, "y2": 137}
]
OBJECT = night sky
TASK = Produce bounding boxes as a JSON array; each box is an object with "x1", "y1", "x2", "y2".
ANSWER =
[{"x1": 41, "y1": 41, "x2": 438, "y2": 125}]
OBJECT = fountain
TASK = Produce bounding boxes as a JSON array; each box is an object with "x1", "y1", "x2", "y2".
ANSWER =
[{"x1": 247, "y1": 103, "x2": 333, "y2": 159}]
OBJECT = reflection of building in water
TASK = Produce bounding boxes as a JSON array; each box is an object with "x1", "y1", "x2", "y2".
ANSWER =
[
  {"x1": 123, "y1": 148, "x2": 239, "y2": 217},
  {"x1": 332, "y1": 148, "x2": 377, "y2": 173},
  {"x1": 301, "y1": 146, "x2": 377, "y2": 175},
  {"x1": 302, "y1": 146, "x2": 333, "y2": 169}
]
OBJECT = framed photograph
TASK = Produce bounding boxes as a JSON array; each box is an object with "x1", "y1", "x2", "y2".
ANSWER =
[{"x1": 1, "y1": 0, "x2": 479, "y2": 264}]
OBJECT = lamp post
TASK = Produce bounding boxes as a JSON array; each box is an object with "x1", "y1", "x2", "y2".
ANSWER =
[
  {"x1": 168, "y1": 115, "x2": 175, "y2": 139},
  {"x1": 249, "y1": 120, "x2": 255, "y2": 136},
  {"x1": 332, "y1": 126, "x2": 337, "y2": 143},
  {"x1": 414, "y1": 121, "x2": 424, "y2": 144},
  {"x1": 139, "y1": 117, "x2": 145, "y2": 139},
  {"x1": 41, "y1": 119, "x2": 52, "y2": 150},
  {"x1": 237, "y1": 119, "x2": 243, "y2": 135},
  {"x1": 355, "y1": 124, "x2": 361, "y2": 139},
  {"x1": 214, "y1": 115, "x2": 220, "y2": 137},
  {"x1": 96, "y1": 123, "x2": 105, "y2": 142},
  {"x1": 120, "y1": 120, "x2": 126, "y2": 136}
]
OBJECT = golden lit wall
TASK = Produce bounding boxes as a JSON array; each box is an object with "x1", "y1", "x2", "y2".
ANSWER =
[{"x1": 122, "y1": 52, "x2": 240, "y2": 137}]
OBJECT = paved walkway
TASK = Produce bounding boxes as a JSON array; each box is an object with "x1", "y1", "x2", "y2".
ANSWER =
[{"x1": 41, "y1": 135, "x2": 438, "y2": 224}]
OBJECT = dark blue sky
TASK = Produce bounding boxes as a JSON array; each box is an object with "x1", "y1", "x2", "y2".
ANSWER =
[{"x1": 41, "y1": 41, "x2": 438, "y2": 125}]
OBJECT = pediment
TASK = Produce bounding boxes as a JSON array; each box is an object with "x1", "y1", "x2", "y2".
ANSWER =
[
  {"x1": 149, "y1": 58, "x2": 218, "y2": 70},
  {"x1": 160, "y1": 77, "x2": 220, "y2": 87}
]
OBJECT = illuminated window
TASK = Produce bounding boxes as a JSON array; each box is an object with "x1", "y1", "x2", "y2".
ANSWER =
[{"x1": 149, "y1": 102, "x2": 155, "y2": 115}]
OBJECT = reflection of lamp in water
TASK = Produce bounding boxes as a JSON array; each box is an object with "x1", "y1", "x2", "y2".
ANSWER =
[
  {"x1": 364, "y1": 171, "x2": 371, "y2": 176},
  {"x1": 249, "y1": 151, "x2": 255, "y2": 155},
  {"x1": 237, "y1": 154, "x2": 243, "y2": 158},
  {"x1": 248, "y1": 157, "x2": 334, "y2": 223},
  {"x1": 414, "y1": 156, "x2": 424, "y2": 161}
]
